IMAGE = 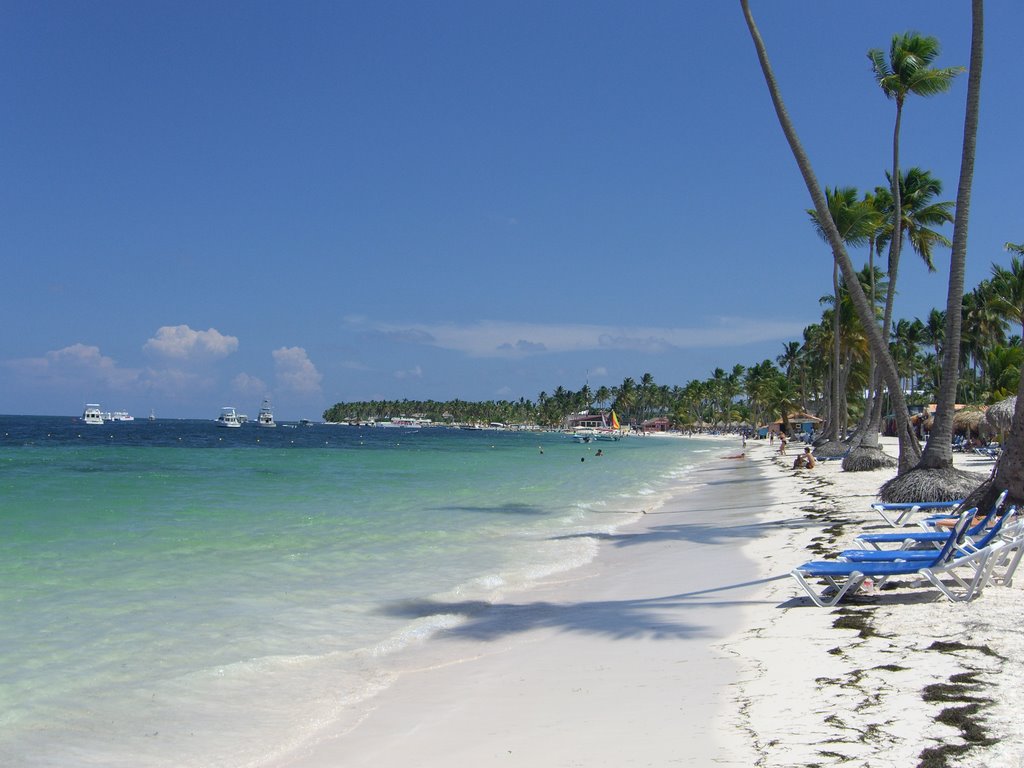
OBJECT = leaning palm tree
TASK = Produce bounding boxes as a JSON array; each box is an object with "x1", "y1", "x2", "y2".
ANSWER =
[
  {"x1": 739, "y1": 1, "x2": 923, "y2": 473},
  {"x1": 880, "y1": 0, "x2": 987, "y2": 503}
]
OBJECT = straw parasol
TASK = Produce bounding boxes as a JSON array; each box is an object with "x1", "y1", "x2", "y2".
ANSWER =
[
  {"x1": 879, "y1": 466, "x2": 988, "y2": 503},
  {"x1": 984, "y1": 396, "x2": 1017, "y2": 434},
  {"x1": 951, "y1": 406, "x2": 986, "y2": 435}
]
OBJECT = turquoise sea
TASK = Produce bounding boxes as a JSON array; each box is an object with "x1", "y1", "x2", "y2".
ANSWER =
[{"x1": 0, "y1": 416, "x2": 722, "y2": 767}]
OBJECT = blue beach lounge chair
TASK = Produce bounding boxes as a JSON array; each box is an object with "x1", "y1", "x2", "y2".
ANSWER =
[
  {"x1": 840, "y1": 508, "x2": 1019, "y2": 564},
  {"x1": 869, "y1": 499, "x2": 964, "y2": 528},
  {"x1": 789, "y1": 510, "x2": 998, "y2": 606},
  {"x1": 856, "y1": 492, "x2": 1009, "y2": 551}
]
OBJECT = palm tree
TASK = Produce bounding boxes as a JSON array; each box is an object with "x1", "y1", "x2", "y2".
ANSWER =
[
  {"x1": 989, "y1": 253, "x2": 1024, "y2": 338},
  {"x1": 925, "y1": 307, "x2": 946, "y2": 364},
  {"x1": 867, "y1": 33, "x2": 961, "y2": 477},
  {"x1": 869, "y1": 34, "x2": 962, "y2": 322},
  {"x1": 876, "y1": 168, "x2": 955, "y2": 272},
  {"x1": 882, "y1": 1, "x2": 987, "y2": 503},
  {"x1": 808, "y1": 187, "x2": 879, "y2": 452},
  {"x1": 858, "y1": 170, "x2": 954, "y2": 468},
  {"x1": 740, "y1": 0, "x2": 924, "y2": 474},
  {"x1": 614, "y1": 377, "x2": 637, "y2": 425}
]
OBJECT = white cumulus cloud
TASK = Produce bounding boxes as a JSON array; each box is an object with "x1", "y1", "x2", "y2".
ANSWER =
[
  {"x1": 5, "y1": 343, "x2": 139, "y2": 389},
  {"x1": 143, "y1": 325, "x2": 239, "y2": 360},
  {"x1": 273, "y1": 347, "x2": 322, "y2": 393}
]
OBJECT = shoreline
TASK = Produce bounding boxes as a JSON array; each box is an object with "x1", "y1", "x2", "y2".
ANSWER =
[
  {"x1": 271, "y1": 435, "x2": 1024, "y2": 767},
  {"x1": 273, "y1": 442, "x2": 774, "y2": 767}
]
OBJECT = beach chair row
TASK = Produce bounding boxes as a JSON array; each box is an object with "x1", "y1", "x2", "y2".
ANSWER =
[{"x1": 790, "y1": 491, "x2": 1024, "y2": 607}]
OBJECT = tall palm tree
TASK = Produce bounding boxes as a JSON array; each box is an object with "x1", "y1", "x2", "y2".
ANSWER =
[
  {"x1": 869, "y1": 34, "x2": 962, "y2": 324},
  {"x1": 884, "y1": 0, "x2": 986, "y2": 503},
  {"x1": 808, "y1": 187, "x2": 879, "y2": 449},
  {"x1": 740, "y1": 0, "x2": 924, "y2": 473},
  {"x1": 867, "y1": 33, "x2": 961, "y2": 476}
]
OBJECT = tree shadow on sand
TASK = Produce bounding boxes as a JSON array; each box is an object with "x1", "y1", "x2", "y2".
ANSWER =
[
  {"x1": 379, "y1": 575, "x2": 788, "y2": 643},
  {"x1": 550, "y1": 514, "x2": 833, "y2": 549}
]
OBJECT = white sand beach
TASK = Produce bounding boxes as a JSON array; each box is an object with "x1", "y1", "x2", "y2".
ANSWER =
[{"x1": 275, "y1": 437, "x2": 1024, "y2": 767}]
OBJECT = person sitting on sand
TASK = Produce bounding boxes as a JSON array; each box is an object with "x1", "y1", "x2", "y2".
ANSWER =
[
  {"x1": 793, "y1": 447, "x2": 815, "y2": 469},
  {"x1": 803, "y1": 447, "x2": 816, "y2": 469},
  {"x1": 724, "y1": 452, "x2": 745, "y2": 459}
]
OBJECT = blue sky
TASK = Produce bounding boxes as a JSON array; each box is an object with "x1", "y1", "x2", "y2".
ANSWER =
[{"x1": 3, "y1": 2, "x2": 1021, "y2": 420}]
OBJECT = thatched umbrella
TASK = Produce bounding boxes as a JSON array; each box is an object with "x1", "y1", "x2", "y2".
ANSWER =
[
  {"x1": 984, "y1": 396, "x2": 1016, "y2": 434},
  {"x1": 951, "y1": 406, "x2": 986, "y2": 436},
  {"x1": 842, "y1": 443, "x2": 897, "y2": 471},
  {"x1": 878, "y1": 466, "x2": 988, "y2": 503},
  {"x1": 814, "y1": 439, "x2": 848, "y2": 458}
]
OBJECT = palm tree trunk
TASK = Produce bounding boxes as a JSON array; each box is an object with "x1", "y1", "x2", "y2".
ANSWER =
[
  {"x1": 918, "y1": 0, "x2": 982, "y2": 471},
  {"x1": 740, "y1": 0, "x2": 921, "y2": 472},
  {"x1": 831, "y1": 259, "x2": 841, "y2": 440}
]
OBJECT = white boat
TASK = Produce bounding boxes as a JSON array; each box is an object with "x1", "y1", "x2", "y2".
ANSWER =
[
  {"x1": 257, "y1": 399, "x2": 276, "y2": 428},
  {"x1": 377, "y1": 417, "x2": 431, "y2": 429},
  {"x1": 82, "y1": 404, "x2": 105, "y2": 425},
  {"x1": 216, "y1": 406, "x2": 242, "y2": 428},
  {"x1": 110, "y1": 410, "x2": 134, "y2": 422},
  {"x1": 149, "y1": 409, "x2": 156, "y2": 421},
  {"x1": 570, "y1": 427, "x2": 621, "y2": 442}
]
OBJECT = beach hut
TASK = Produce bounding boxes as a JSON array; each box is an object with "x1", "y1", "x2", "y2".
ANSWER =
[
  {"x1": 641, "y1": 417, "x2": 670, "y2": 432},
  {"x1": 770, "y1": 412, "x2": 822, "y2": 437}
]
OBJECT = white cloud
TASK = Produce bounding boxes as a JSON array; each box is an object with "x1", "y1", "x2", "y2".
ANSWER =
[
  {"x1": 143, "y1": 325, "x2": 239, "y2": 360},
  {"x1": 352, "y1": 318, "x2": 806, "y2": 358},
  {"x1": 273, "y1": 347, "x2": 322, "y2": 393},
  {"x1": 5, "y1": 343, "x2": 139, "y2": 389}
]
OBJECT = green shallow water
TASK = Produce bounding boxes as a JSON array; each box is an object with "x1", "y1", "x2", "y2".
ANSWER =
[{"x1": 0, "y1": 416, "x2": 722, "y2": 767}]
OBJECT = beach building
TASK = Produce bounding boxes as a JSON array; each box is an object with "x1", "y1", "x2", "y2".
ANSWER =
[
  {"x1": 564, "y1": 411, "x2": 615, "y2": 431},
  {"x1": 641, "y1": 417, "x2": 671, "y2": 432},
  {"x1": 759, "y1": 412, "x2": 822, "y2": 439}
]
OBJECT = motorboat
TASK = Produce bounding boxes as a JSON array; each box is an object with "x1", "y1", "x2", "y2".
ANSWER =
[
  {"x1": 109, "y1": 410, "x2": 134, "y2": 422},
  {"x1": 216, "y1": 407, "x2": 242, "y2": 428},
  {"x1": 257, "y1": 399, "x2": 276, "y2": 428},
  {"x1": 82, "y1": 404, "x2": 105, "y2": 425}
]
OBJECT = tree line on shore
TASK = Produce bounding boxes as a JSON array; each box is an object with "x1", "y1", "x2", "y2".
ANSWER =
[{"x1": 322, "y1": 232, "x2": 1022, "y2": 436}]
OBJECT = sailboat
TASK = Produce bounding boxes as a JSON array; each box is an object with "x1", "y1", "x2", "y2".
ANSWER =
[{"x1": 256, "y1": 398, "x2": 277, "y2": 428}]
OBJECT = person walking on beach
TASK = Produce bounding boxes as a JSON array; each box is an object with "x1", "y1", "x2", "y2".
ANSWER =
[{"x1": 778, "y1": 433, "x2": 787, "y2": 456}]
